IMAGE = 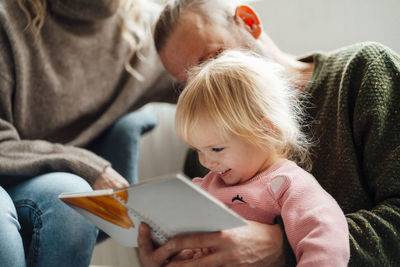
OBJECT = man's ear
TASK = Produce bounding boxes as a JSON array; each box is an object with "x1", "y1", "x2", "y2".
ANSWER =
[{"x1": 234, "y1": 5, "x2": 262, "y2": 39}]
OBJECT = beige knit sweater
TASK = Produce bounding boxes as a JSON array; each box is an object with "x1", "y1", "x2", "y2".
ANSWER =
[{"x1": 0, "y1": 0, "x2": 176, "y2": 186}]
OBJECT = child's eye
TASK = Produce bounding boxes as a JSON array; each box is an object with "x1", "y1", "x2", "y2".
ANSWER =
[{"x1": 212, "y1": 147, "x2": 224, "y2": 152}]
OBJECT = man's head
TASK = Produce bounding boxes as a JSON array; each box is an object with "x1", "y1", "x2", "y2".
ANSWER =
[{"x1": 154, "y1": 0, "x2": 265, "y2": 83}]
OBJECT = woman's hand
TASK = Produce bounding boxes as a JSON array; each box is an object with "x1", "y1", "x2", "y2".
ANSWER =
[
  {"x1": 138, "y1": 221, "x2": 285, "y2": 267},
  {"x1": 92, "y1": 166, "x2": 129, "y2": 190}
]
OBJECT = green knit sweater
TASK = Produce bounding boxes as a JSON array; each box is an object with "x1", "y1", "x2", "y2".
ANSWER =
[{"x1": 299, "y1": 42, "x2": 400, "y2": 266}]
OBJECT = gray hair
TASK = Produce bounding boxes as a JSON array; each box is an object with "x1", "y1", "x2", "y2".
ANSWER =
[{"x1": 154, "y1": 0, "x2": 238, "y2": 53}]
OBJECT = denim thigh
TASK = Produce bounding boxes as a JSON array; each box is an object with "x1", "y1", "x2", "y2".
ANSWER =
[
  {"x1": 87, "y1": 109, "x2": 158, "y2": 184},
  {"x1": 6, "y1": 172, "x2": 99, "y2": 267},
  {"x1": 0, "y1": 186, "x2": 26, "y2": 267}
]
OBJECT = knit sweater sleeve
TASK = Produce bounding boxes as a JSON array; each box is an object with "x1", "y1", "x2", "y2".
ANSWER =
[
  {"x1": 347, "y1": 43, "x2": 400, "y2": 265},
  {"x1": 0, "y1": 104, "x2": 110, "y2": 186}
]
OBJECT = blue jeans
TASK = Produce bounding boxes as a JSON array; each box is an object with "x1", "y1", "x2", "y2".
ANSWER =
[
  {"x1": 0, "y1": 173, "x2": 98, "y2": 267},
  {"x1": 87, "y1": 109, "x2": 158, "y2": 184},
  {"x1": 0, "y1": 109, "x2": 158, "y2": 266}
]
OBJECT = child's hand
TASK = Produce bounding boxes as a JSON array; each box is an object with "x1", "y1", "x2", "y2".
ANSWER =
[
  {"x1": 170, "y1": 249, "x2": 194, "y2": 261},
  {"x1": 192, "y1": 248, "x2": 212, "y2": 258},
  {"x1": 171, "y1": 248, "x2": 211, "y2": 261}
]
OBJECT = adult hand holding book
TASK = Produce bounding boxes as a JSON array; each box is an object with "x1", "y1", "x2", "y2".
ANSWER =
[{"x1": 93, "y1": 166, "x2": 130, "y2": 190}]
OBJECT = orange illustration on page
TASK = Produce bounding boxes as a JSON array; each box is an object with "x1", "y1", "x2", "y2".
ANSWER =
[{"x1": 61, "y1": 190, "x2": 134, "y2": 229}]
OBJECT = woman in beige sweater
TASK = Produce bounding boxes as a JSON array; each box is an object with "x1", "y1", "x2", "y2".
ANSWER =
[{"x1": 0, "y1": 0, "x2": 175, "y2": 266}]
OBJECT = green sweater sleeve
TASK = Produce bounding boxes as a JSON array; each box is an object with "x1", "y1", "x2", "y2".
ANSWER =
[
  {"x1": 348, "y1": 43, "x2": 400, "y2": 266},
  {"x1": 302, "y1": 42, "x2": 400, "y2": 266}
]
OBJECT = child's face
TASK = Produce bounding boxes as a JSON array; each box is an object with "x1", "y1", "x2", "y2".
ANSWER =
[{"x1": 188, "y1": 118, "x2": 278, "y2": 185}]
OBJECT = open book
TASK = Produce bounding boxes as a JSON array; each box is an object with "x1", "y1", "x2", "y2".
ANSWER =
[{"x1": 59, "y1": 173, "x2": 247, "y2": 247}]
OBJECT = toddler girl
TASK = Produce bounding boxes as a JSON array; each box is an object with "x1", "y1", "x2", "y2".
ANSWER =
[{"x1": 175, "y1": 50, "x2": 350, "y2": 266}]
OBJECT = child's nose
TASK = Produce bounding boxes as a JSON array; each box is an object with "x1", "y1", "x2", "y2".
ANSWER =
[{"x1": 200, "y1": 155, "x2": 218, "y2": 170}]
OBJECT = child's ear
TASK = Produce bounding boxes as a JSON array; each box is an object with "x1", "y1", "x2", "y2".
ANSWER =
[{"x1": 234, "y1": 5, "x2": 262, "y2": 39}]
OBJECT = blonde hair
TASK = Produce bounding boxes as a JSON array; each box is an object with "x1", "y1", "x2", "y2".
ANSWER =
[
  {"x1": 175, "y1": 50, "x2": 312, "y2": 170},
  {"x1": 17, "y1": 0, "x2": 46, "y2": 38},
  {"x1": 17, "y1": 0, "x2": 158, "y2": 80},
  {"x1": 119, "y1": 0, "x2": 162, "y2": 80}
]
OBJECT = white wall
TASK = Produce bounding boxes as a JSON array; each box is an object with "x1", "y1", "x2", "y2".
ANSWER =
[
  {"x1": 137, "y1": 103, "x2": 187, "y2": 180},
  {"x1": 250, "y1": 0, "x2": 399, "y2": 55}
]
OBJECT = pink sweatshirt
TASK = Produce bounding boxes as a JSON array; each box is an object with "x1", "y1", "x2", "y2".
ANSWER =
[{"x1": 193, "y1": 159, "x2": 349, "y2": 267}]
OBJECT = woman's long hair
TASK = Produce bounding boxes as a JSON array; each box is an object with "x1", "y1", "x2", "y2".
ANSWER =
[{"x1": 17, "y1": 0, "x2": 46, "y2": 38}]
